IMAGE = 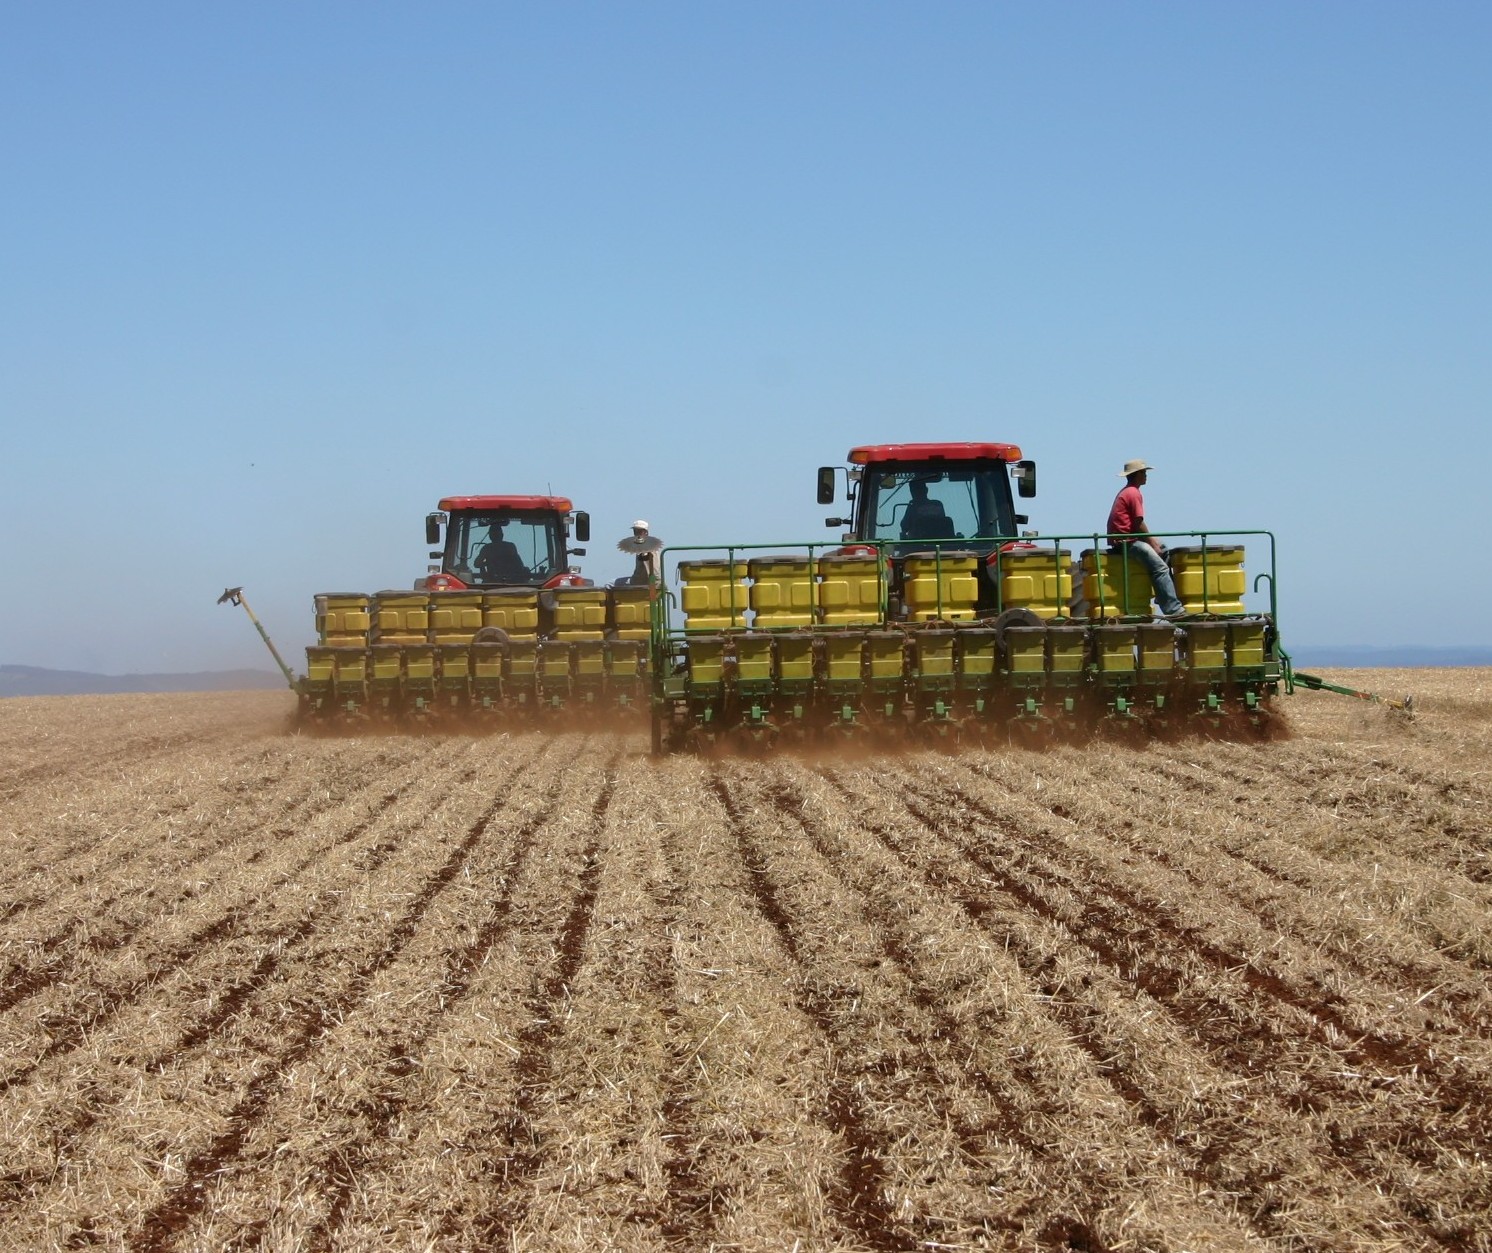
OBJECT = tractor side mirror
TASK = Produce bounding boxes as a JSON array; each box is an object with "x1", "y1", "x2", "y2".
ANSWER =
[
  {"x1": 1014, "y1": 460, "x2": 1037, "y2": 498},
  {"x1": 573, "y1": 511, "x2": 591, "y2": 542},
  {"x1": 816, "y1": 466, "x2": 837, "y2": 505},
  {"x1": 425, "y1": 512, "x2": 445, "y2": 546}
]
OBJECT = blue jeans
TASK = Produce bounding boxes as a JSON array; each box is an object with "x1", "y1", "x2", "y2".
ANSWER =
[{"x1": 1120, "y1": 543, "x2": 1186, "y2": 617}]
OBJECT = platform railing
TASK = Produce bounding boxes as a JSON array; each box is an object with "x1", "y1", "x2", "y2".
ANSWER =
[{"x1": 649, "y1": 529, "x2": 1278, "y2": 652}]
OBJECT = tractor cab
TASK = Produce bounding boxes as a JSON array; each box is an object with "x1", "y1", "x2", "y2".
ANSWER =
[
  {"x1": 820, "y1": 443, "x2": 1036, "y2": 554},
  {"x1": 421, "y1": 495, "x2": 591, "y2": 591}
]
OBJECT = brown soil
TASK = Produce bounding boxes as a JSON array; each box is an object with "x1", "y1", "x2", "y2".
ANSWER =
[{"x1": 0, "y1": 672, "x2": 1488, "y2": 1251}]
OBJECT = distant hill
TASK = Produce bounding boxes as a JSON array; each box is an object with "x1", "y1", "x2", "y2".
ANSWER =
[{"x1": 0, "y1": 665, "x2": 288, "y2": 698}]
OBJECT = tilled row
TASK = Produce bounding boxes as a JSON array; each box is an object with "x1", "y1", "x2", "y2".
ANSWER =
[
  {"x1": 898, "y1": 762, "x2": 1482, "y2": 1082},
  {"x1": 0, "y1": 735, "x2": 579, "y2": 1247},
  {"x1": 3, "y1": 679, "x2": 1488, "y2": 1251},
  {"x1": 1115, "y1": 741, "x2": 1492, "y2": 949},
  {"x1": 716, "y1": 759, "x2": 1271, "y2": 1249},
  {"x1": 0, "y1": 692, "x2": 291, "y2": 803},
  {"x1": 642, "y1": 761, "x2": 867, "y2": 1248},
  {"x1": 826, "y1": 753, "x2": 1489, "y2": 1248},
  {"x1": 0, "y1": 738, "x2": 470, "y2": 1062},
  {"x1": 152, "y1": 744, "x2": 622, "y2": 1250},
  {"x1": 992, "y1": 744, "x2": 1492, "y2": 1027}
]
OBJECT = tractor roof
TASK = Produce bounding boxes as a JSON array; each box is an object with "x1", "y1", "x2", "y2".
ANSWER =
[
  {"x1": 848, "y1": 442, "x2": 1022, "y2": 465},
  {"x1": 438, "y1": 495, "x2": 575, "y2": 514}
]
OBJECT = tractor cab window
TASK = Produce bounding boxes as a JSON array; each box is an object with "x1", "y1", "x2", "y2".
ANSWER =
[
  {"x1": 445, "y1": 512, "x2": 565, "y2": 586},
  {"x1": 860, "y1": 465, "x2": 1017, "y2": 548}
]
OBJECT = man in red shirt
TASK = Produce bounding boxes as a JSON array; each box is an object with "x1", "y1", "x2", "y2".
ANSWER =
[{"x1": 1106, "y1": 459, "x2": 1186, "y2": 618}]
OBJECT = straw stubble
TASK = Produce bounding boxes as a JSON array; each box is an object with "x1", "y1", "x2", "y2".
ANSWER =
[{"x1": 0, "y1": 675, "x2": 1487, "y2": 1251}]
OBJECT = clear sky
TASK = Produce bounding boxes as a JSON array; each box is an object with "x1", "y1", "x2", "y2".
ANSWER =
[{"x1": 3, "y1": 2, "x2": 1488, "y2": 675}]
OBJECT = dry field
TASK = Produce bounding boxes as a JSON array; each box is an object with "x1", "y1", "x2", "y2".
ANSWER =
[{"x1": 1, "y1": 672, "x2": 1489, "y2": 1252}]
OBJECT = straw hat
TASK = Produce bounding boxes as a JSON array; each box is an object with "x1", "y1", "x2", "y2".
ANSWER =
[{"x1": 1121, "y1": 459, "x2": 1153, "y2": 477}]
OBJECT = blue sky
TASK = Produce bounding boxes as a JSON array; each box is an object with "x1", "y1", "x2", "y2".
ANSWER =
[{"x1": 3, "y1": 2, "x2": 1488, "y2": 674}]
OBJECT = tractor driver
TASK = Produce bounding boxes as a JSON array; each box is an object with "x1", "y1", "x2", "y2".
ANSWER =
[
  {"x1": 474, "y1": 520, "x2": 530, "y2": 584},
  {"x1": 900, "y1": 479, "x2": 952, "y2": 541}
]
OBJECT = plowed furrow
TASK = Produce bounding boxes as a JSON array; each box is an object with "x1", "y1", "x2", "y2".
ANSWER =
[
  {"x1": 113, "y1": 738, "x2": 598, "y2": 1251},
  {"x1": 598, "y1": 758, "x2": 851, "y2": 1251},
  {"x1": 1130, "y1": 744, "x2": 1492, "y2": 885},
  {"x1": 766, "y1": 765, "x2": 1285, "y2": 1249},
  {"x1": 700, "y1": 767, "x2": 947, "y2": 1252},
  {"x1": 4, "y1": 680, "x2": 1488, "y2": 1251},
  {"x1": 0, "y1": 751, "x2": 555, "y2": 1222},
  {"x1": 754, "y1": 781, "x2": 1076, "y2": 1165},
  {"x1": 962, "y1": 753, "x2": 1492, "y2": 1035},
  {"x1": 250, "y1": 750, "x2": 624, "y2": 1252},
  {"x1": 125, "y1": 743, "x2": 582, "y2": 1252},
  {"x1": 0, "y1": 727, "x2": 227, "y2": 802},
  {"x1": 876, "y1": 769, "x2": 1486, "y2": 1244},
  {"x1": 0, "y1": 747, "x2": 490, "y2": 1079},
  {"x1": 235, "y1": 741, "x2": 665, "y2": 1252},
  {"x1": 911, "y1": 774, "x2": 1471, "y2": 1096},
  {"x1": 466, "y1": 765, "x2": 618, "y2": 1243},
  {"x1": 0, "y1": 748, "x2": 441, "y2": 1021},
  {"x1": 126, "y1": 756, "x2": 515, "y2": 1077},
  {"x1": 651, "y1": 815, "x2": 716, "y2": 1243},
  {"x1": 915, "y1": 768, "x2": 1468, "y2": 1082},
  {"x1": 813, "y1": 763, "x2": 1434, "y2": 1245},
  {"x1": 0, "y1": 739, "x2": 411, "y2": 915}
]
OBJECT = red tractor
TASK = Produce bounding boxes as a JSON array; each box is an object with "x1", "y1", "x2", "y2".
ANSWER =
[
  {"x1": 419, "y1": 495, "x2": 592, "y2": 591},
  {"x1": 817, "y1": 442, "x2": 1038, "y2": 614}
]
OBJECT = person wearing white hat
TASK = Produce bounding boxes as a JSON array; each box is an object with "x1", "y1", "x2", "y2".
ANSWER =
[
  {"x1": 617, "y1": 519, "x2": 663, "y2": 585},
  {"x1": 1106, "y1": 460, "x2": 1186, "y2": 618}
]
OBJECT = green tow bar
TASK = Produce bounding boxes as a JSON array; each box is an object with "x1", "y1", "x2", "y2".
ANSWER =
[
  {"x1": 1289, "y1": 667, "x2": 1414, "y2": 715},
  {"x1": 218, "y1": 587, "x2": 302, "y2": 694}
]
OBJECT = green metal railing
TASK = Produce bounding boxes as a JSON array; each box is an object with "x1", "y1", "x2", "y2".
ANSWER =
[
  {"x1": 986, "y1": 529, "x2": 1279, "y2": 621},
  {"x1": 650, "y1": 530, "x2": 1280, "y2": 639}
]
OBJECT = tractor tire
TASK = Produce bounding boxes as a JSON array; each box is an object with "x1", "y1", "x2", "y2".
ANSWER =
[{"x1": 990, "y1": 607, "x2": 1042, "y2": 646}]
